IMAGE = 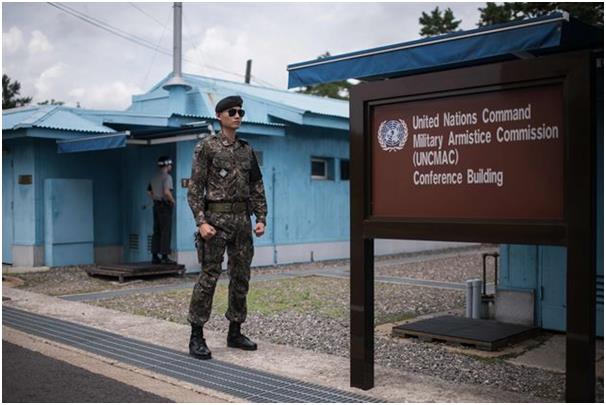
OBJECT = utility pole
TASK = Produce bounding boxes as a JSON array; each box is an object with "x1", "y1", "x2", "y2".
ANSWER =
[{"x1": 245, "y1": 59, "x2": 252, "y2": 84}]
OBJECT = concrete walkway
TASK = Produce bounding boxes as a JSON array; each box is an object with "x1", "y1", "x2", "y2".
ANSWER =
[{"x1": 2, "y1": 287, "x2": 542, "y2": 403}]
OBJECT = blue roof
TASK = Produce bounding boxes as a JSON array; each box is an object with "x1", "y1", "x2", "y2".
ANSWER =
[
  {"x1": 3, "y1": 105, "x2": 116, "y2": 134},
  {"x1": 287, "y1": 13, "x2": 603, "y2": 88},
  {"x1": 183, "y1": 74, "x2": 348, "y2": 118},
  {"x1": 133, "y1": 73, "x2": 349, "y2": 125}
]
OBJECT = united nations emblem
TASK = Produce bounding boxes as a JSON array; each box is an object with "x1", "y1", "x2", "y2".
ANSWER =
[{"x1": 378, "y1": 119, "x2": 408, "y2": 152}]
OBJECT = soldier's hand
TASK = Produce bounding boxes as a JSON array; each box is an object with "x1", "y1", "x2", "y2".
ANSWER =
[
  {"x1": 254, "y1": 222, "x2": 265, "y2": 237},
  {"x1": 199, "y1": 223, "x2": 216, "y2": 241}
]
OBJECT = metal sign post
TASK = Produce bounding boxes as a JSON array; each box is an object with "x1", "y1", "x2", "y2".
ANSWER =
[{"x1": 349, "y1": 50, "x2": 596, "y2": 401}]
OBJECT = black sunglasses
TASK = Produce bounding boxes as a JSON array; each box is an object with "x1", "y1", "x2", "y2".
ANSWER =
[{"x1": 227, "y1": 108, "x2": 245, "y2": 117}]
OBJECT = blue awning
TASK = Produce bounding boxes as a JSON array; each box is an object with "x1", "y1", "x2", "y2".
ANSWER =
[
  {"x1": 287, "y1": 13, "x2": 603, "y2": 88},
  {"x1": 57, "y1": 132, "x2": 128, "y2": 153}
]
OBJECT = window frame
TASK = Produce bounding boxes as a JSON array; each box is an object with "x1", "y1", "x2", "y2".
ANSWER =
[{"x1": 311, "y1": 158, "x2": 329, "y2": 180}]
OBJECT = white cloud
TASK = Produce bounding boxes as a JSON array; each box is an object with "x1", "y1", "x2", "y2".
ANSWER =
[
  {"x1": 28, "y1": 30, "x2": 53, "y2": 54},
  {"x1": 34, "y1": 63, "x2": 67, "y2": 100},
  {"x1": 3, "y1": 26, "x2": 24, "y2": 54},
  {"x1": 68, "y1": 81, "x2": 142, "y2": 110},
  {"x1": 183, "y1": 26, "x2": 250, "y2": 81}
]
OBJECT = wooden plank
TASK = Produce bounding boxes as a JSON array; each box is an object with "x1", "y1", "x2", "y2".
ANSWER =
[{"x1": 86, "y1": 264, "x2": 185, "y2": 283}]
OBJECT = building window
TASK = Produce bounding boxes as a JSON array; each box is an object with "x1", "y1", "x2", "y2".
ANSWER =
[
  {"x1": 311, "y1": 157, "x2": 335, "y2": 180},
  {"x1": 311, "y1": 158, "x2": 328, "y2": 179},
  {"x1": 340, "y1": 159, "x2": 350, "y2": 181}
]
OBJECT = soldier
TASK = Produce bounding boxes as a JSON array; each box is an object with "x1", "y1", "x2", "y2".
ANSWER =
[
  {"x1": 148, "y1": 156, "x2": 176, "y2": 265},
  {"x1": 187, "y1": 95, "x2": 267, "y2": 360}
]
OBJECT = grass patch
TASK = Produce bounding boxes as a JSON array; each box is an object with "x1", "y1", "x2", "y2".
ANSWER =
[
  {"x1": 156, "y1": 276, "x2": 348, "y2": 320},
  {"x1": 376, "y1": 311, "x2": 417, "y2": 325}
]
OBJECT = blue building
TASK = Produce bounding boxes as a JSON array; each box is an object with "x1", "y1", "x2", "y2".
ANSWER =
[
  {"x1": 2, "y1": 73, "x2": 464, "y2": 270},
  {"x1": 288, "y1": 13, "x2": 603, "y2": 336}
]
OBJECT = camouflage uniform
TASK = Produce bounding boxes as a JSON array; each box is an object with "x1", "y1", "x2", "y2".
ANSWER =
[{"x1": 187, "y1": 133, "x2": 267, "y2": 326}]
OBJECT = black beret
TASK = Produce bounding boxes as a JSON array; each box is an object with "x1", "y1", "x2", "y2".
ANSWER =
[{"x1": 215, "y1": 95, "x2": 243, "y2": 113}]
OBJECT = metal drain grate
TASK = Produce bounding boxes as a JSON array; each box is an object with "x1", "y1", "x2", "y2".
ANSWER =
[{"x1": 3, "y1": 307, "x2": 381, "y2": 403}]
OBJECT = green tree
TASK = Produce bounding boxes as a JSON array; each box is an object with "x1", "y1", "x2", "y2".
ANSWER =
[
  {"x1": 478, "y1": 2, "x2": 603, "y2": 27},
  {"x1": 37, "y1": 99, "x2": 64, "y2": 106},
  {"x1": 296, "y1": 52, "x2": 353, "y2": 100},
  {"x1": 419, "y1": 6, "x2": 462, "y2": 37},
  {"x1": 2, "y1": 74, "x2": 32, "y2": 109}
]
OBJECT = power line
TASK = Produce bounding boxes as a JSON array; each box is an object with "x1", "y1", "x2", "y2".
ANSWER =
[
  {"x1": 48, "y1": 2, "x2": 282, "y2": 89},
  {"x1": 139, "y1": 5, "x2": 171, "y2": 89},
  {"x1": 48, "y1": 2, "x2": 173, "y2": 55},
  {"x1": 129, "y1": 2, "x2": 167, "y2": 29}
]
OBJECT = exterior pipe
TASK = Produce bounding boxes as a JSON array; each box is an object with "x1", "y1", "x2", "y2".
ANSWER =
[
  {"x1": 173, "y1": 2, "x2": 183, "y2": 78},
  {"x1": 472, "y1": 279, "x2": 482, "y2": 319},
  {"x1": 465, "y1": 280, "x2": 473, "y2": 318}
]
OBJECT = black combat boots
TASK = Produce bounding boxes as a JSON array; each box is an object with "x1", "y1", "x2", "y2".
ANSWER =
[
  {"x1": 227, "y1": 321, "x2": 257, "y2": 350},
  {"x1": 189, "y1": 324, "x2": 212, "y2": 360}
]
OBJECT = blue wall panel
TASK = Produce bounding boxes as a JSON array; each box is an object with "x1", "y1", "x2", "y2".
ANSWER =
[
  {"x1": 44, "y1": 178, "x2": 94, "y2": 266},
  {"x1": 499, "y1": 245, "x2": 538, "y2": 290},
  {"x1": 2, "y1": 149, "x2": 14, "y2": 263},
  {"x1": 173, "y1": 127, "x2": 350, "y2": 255},
  {"x1": 175, "y1": 140, "x2": 198, "y2": 252},
  {"x1": 122, "y1": 143, "x2": 176, "y2": 262},
  {"x1": 12, "y1": 141, "x2": 37, "y2": 245},
  {"x1": 35, "y1": 140, "x2": 123, "y2": 247},
  {"x1": 539, "y1": 246, "x2": 566, "y2": 331}
]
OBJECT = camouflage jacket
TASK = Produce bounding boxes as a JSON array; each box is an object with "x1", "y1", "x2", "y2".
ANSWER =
[{"x1": 188, "y1": 133, "x2": 267, "y2": 226}]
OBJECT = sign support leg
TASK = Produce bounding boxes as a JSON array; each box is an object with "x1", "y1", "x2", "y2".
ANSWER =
[{"x1": 350, "y1": 237, "x2": 374, "y2": 390}]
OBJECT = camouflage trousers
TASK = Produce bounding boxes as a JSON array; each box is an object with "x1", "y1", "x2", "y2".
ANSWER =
[{"x1": 188, "y1": 212, "x2": 254, "y2": 326}]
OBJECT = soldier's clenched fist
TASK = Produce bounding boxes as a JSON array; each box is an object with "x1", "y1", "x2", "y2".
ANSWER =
[
  {"x1": 199, "y1": 223, "x2": 216, "y2": 241},
  {"x1": 254, "y1": 222, "x2": 265, "y2": 237}
]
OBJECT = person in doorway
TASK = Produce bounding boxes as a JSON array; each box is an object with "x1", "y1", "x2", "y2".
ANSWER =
[
  {"x1": 148, "y1": 156, "x2": 177, "y2": 265},
  {"x1": 187, "y1": 95, "x2": 267, "y2": 360}
]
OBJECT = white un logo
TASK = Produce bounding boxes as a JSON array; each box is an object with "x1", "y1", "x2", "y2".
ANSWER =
[{"x1": 378, "y1": 119, "x2": 408, "y2": 152}]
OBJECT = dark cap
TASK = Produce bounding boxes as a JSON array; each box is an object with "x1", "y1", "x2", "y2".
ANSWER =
[
  {"x1": 215, "y1": 95, "x2": 243, "y2": 113},
  {"x1": 157, "y1": 156, "x2": 173, "y2": 166}
]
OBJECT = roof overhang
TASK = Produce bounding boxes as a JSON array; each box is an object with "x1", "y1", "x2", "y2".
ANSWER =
[
  {"x1": 287, "y1": 13, "x2": 603, "y2": 88},
  {"x1": 57, "y1": 131, "x2": 130, "y2": 153}
]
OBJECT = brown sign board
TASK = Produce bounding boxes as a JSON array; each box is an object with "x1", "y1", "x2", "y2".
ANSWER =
[
  {"x1": 349, "y1": 50, "x2": 597, "y2": 402},
  {"x1": 371, "y1": 85, "x2": 564, "y2": 220}
]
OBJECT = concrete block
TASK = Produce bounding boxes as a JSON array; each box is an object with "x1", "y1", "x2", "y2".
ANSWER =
[
  {"x1": 495, "y1": 289, "x2": 535, "y2": 326},
  {"x1": 12, "y1": 245, "x2": 45, "y2": 267}
]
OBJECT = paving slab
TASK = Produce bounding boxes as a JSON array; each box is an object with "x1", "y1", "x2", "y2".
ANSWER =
[
  {"x1": 3, "y1": 265, "x2": 51, "y2": 275},
  {"x1": 2, "y1": 286, "x2": 546, "y2": 403},
  {"x1": 507, "y1": 333, "x2": 604, "y2": 378}
]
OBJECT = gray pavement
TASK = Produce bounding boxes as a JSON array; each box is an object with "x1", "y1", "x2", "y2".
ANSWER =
[
  {"x1": 2, "y1": 341, "x2": 172, "y2": 403},
  {"x1": 3, "y1": 286, "x2": 544, "y2": 403}
]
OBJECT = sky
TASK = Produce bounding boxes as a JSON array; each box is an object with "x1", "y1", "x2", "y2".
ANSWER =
[{"x1": 2, "y1": 2, "x2": 483, "y2": 110}]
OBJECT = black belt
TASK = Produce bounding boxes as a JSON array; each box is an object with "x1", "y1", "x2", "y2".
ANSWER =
[{"x1": 206, "y1": 202, "x2": 247, "y2": 214}]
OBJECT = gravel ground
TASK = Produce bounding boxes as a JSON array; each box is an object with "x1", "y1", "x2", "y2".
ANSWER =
[
  {"x1": 9, "y1": 245, "x2": 494, "y2": 297},
  {"x1": 375, "y1": 250, "x2": 499, "y2": 283},
  {"x1": 6, "y1": 265, "x2": 197, "y2": 297},
  {"x1": 88, "y1": 276, "x2": 601, "y2": 402}
]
